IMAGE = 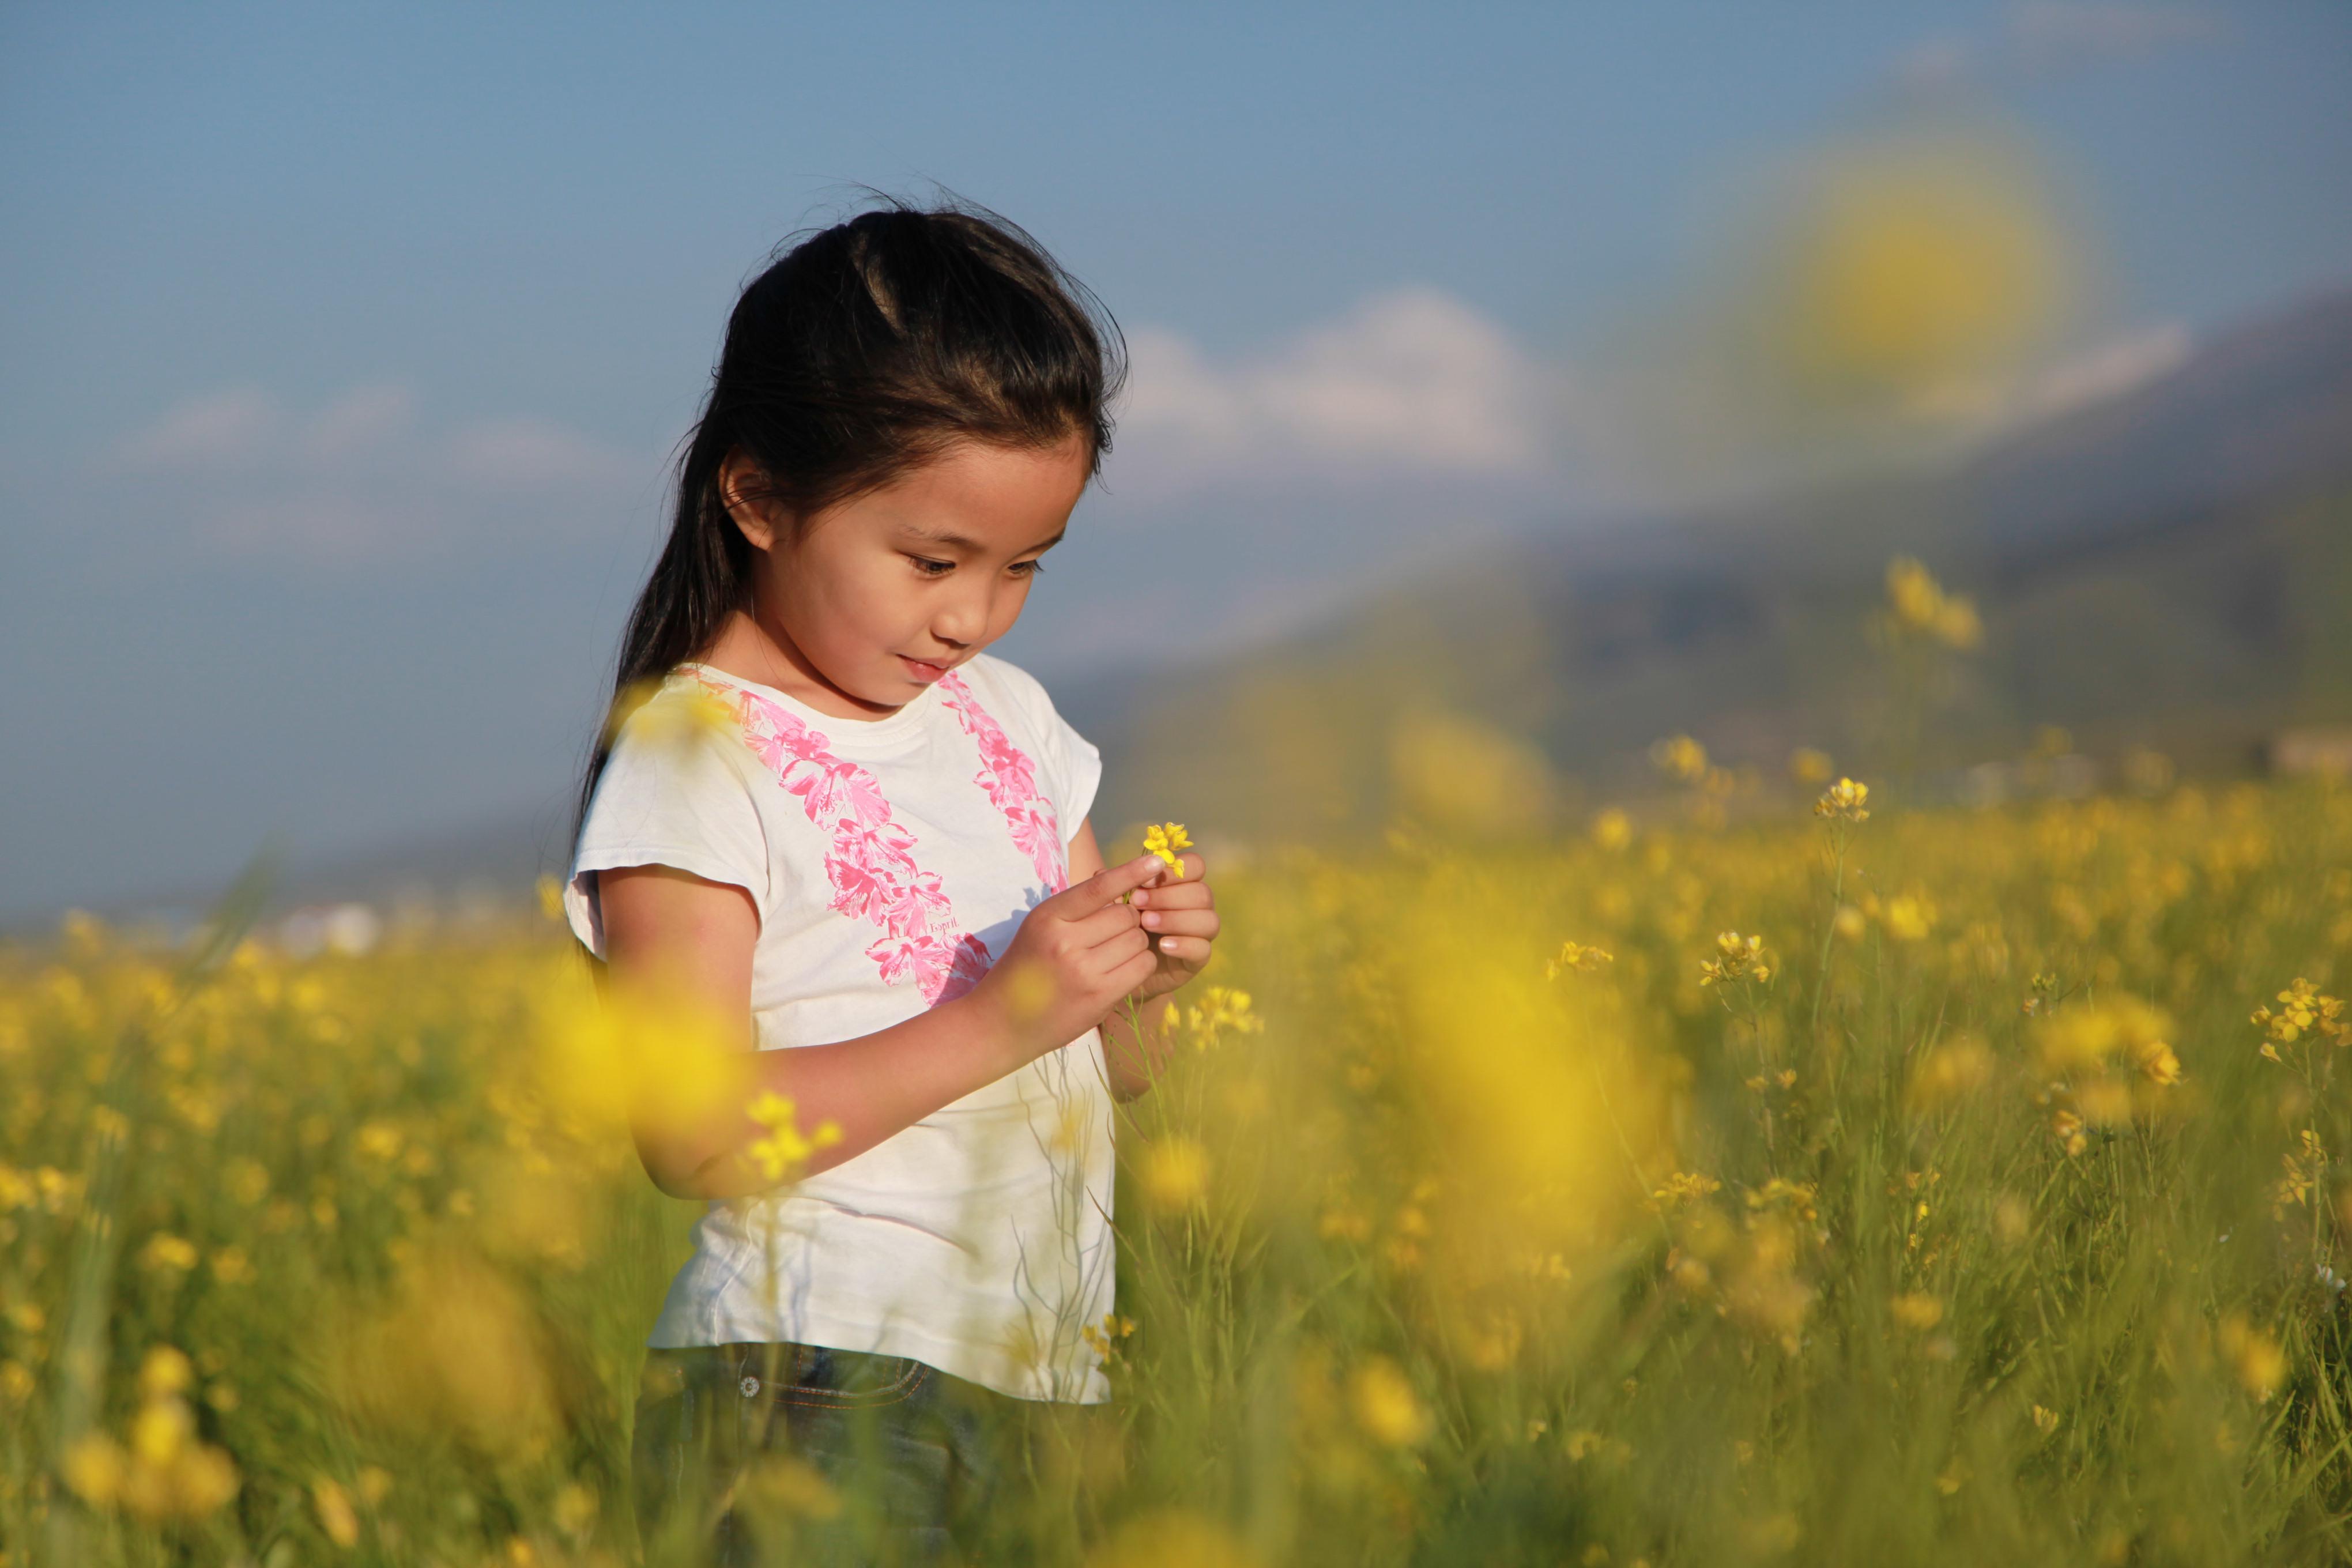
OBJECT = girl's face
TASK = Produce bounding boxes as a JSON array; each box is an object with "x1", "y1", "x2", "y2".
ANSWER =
[{"x1": 721, "y1": 436, "x2": 1092, "y2": 718}]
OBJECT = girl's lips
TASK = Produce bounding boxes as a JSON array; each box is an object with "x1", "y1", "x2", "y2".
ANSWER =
[{"x1": 899, "y1": 654, "x2": 952, "y2": 681}]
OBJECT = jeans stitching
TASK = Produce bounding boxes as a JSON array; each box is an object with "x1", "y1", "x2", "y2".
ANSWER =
[
  {"x1": 721, "y1": 1344, "x2": 930, "y2": 1411},
  {"x1": 769, "y1": 1362, "x2": 929, "y2": 1411}
]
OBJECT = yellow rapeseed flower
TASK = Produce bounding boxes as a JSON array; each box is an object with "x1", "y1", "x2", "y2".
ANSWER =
[
  {"x1": 1700, "y1": 932, "x2": 1772, "y2": 987},
  {"x1": 1814, "y1": 777, "x2": 1870, "y2": 822},
  {"x1": 1142, "y1": 821, "x2": 1193, "y2": 877},
  {"x1": 1650, "y1": 734, "x2": 1709, "y2": 785},
  {"x1": 1652, "y1": 1171, "x2": 1724, "y2": 1208},
  {"x1": 2051, "y1": 1108, "x2": 2087, "y2": 1157},
  {"x1": 1545, "y1": 940, "x2": 1615, "y2": 980},
  {"x1": 1181, "y1": 986, "x2": 1263, "y2": 1049},
  {"x1": 2253, "y1": 978, "x2": 2350, "y2": 1056}
]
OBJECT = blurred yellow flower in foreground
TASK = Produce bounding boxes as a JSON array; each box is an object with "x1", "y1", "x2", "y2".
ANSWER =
[
  {"x1": 1139, "y1": 1136, "x2": 1211, "y2": 1212},
  {"x1": 1882, "y1": 559, "x2": 1982, "y2": 650},
  {"x1": 740, "y1": 1454, "x2": 845, "y2": 1522},
  {"x1": 1772, "y1": 133, "x2": 2075, "y2": 404},
  {"x1": 62, "y1": 1345, "x2": 241, "y2": 1522},
  {"x1": 1906, "y1": 1035, "x2": 1994, "y2": 1113},
  {"x1": 2218, "y1": 1313, "x2": 2287, "y2": 1401},
  {"x1": 1890, "y1": 1293, "x2": 1945, "y2": 1331},
  {"x1": 1349, "y1": 1355, "x2": 1433, "y2": 1447},
  {"x1": 746, "y1": 1091, "x2": 842, "y2": 1185},
  {"x1": 1086, "y1": 1508, "x2": 1261, "y2": 1568},
  {"x1": 331, "y1": 1243, "x2": 563, "y2": 1463},
  {"x1": 2035, "y1": 997, "x2": 2175, "y2": 1079},
  {"x1": 312, "y1": 1476, "x2": 362, "y2": 1548}
]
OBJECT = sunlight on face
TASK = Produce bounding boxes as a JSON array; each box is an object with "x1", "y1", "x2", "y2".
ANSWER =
[{"x1": 724, "y1": 436, "x2": 1091, "y2": 720}]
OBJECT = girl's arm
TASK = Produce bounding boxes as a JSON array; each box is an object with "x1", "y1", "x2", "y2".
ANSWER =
[{"x1": 600, "y1": 842, "x2": 1166, "y2": 1200}]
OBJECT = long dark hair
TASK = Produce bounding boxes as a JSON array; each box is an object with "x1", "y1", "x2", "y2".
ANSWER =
[{"x1": 574, "y1": 197, "x2": 1126, "y2": 855}]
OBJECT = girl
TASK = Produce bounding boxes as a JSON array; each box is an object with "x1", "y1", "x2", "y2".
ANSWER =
[{"x1": 561, "y1": 202, "x2": 1219, "y2": 1563}]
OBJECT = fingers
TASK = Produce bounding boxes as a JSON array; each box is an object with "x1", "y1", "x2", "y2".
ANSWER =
[
  {"x1": 1130, "y1": 881, "x2": 1209, "y2": 911},
  {"x1": 1056, "y1": 852, "x2": 1167, "y2": 917},
  {"x1": 1137, "y1": 907, "x2": 1219, "y2": 943},
  {"x1": 1065, "y1": 902, "x2": 1143, "y2": 949},
  {"x1": 1109, "y1": 945, "x2": 1159, "y2": 994},
  {"x1": 1090, "y1": 926, "x2": 1152, "y2": 968}
]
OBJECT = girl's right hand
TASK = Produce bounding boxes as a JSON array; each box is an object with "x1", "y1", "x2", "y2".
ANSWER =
[{"x1": 976, "y1": 851, "x2": 1167, "y2": 1060}]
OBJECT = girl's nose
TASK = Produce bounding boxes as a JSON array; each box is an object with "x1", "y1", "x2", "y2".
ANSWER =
[{"x1": 932, "y1": 586, "x2": 991, "y2": 645}]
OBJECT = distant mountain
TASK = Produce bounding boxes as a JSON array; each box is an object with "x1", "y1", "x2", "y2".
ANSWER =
[{"x1": 1076, "y1": 283, "x2": 2352, "y2": 843}]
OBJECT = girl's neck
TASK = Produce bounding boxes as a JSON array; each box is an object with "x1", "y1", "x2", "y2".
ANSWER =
[{"x1": 696, "y1": 607, "x2": 912, "y2": 725}]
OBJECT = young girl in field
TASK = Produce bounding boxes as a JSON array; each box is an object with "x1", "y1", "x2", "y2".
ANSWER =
[{"x1": 561, "y1": 202, "x2": 1218, "y2": 1563}]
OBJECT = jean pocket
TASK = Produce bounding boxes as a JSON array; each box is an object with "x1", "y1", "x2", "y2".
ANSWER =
[{"x1": 730, "y1": 1343, "x2": 929, "y2": 1412}]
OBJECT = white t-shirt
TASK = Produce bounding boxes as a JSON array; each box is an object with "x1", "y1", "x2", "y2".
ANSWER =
[{"x1": 564, "y1": 653, "x2": 1115, "y2": 1403}]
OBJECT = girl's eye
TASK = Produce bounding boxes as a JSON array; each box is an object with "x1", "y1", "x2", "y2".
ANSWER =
[
  {"x1": 1013, "y1": 560, "x2": 1045, "y2": 578},
  {"x1": 910, "y1": 556, "x2": 953, "y2": 577}
]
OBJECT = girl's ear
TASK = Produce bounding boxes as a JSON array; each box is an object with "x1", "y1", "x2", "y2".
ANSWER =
[{"x1": 717, "y1": 448, "x2": 789, "y2": 552}]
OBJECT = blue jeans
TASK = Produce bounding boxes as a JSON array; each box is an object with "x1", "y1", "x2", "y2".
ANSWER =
[{"x1": 631, "y1": 1341, "x2": 1023, "y2": 1566}]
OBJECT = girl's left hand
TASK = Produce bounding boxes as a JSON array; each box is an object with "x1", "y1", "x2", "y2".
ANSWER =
[{"x1": 1128, "y1": 851, "x2": 1216, "y2": 1004}]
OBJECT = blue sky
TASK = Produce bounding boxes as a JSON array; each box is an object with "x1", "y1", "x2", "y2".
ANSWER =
[{"x1": 4, "y1": 1, "x2": 2349, "y2": 917}]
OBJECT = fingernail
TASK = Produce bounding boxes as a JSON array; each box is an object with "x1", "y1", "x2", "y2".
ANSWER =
[
  {"x1": 1141, "y1": 911, "x2": 1162, "y2": 927},
  {"x1": 1130, "y1": 889, "x2": 1148, "y2": 906}
]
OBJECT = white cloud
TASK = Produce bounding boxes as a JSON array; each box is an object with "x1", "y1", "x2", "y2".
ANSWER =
[
  {"x1": 304, "y1": 382, "x2": 416, "y2": 460},
  {"x1": 119, "y1": 386, "x2": 276, "y2": 468},
  {"x1": 112, "y1": 382, "x2": 642, "y2": 563},
  {"x1": 1111, "y1": 289, "x2": 1569, "y2": 495},
  {"x1": 2010, "y1": 2, "x2": 2220, "y2": 70},
  {"x1": 449, "y1": 416, "x2": 638, "y2": 488},
  {"x1": 1893, "y1": 2, "x2": 2222, "y2": 91}
]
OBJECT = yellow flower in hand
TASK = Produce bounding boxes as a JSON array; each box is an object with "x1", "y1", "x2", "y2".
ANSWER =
[{"x1": 1142, "y1": 822, "x2": 1192, "y2": 879}]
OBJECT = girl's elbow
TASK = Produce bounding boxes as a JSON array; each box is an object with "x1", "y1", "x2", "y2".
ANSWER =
[{"x1": 633, "y1": 1128, "x2": 717, "y2": 1201}]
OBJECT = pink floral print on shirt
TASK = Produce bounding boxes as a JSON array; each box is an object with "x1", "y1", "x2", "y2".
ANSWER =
[
  {"x1": 693, "y1": 673, "x2": 992, "y2": 1005},
  {"x1": 938, "y1": 670, "x2": 1068, "y2": 893}
]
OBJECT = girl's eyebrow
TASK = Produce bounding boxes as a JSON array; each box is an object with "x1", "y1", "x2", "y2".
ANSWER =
[{"x1": 901, "y1": 523, "x2": 1066, "y2": 554}]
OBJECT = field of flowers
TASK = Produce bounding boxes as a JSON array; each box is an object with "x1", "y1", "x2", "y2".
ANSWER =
[{"x1": 6, "y1": 763, "x2": 2352, "y2": 1565}]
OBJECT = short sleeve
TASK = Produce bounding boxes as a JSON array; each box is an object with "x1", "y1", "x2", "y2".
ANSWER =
[
  {"x1": 563, "y1": 692, "x2": 771, "y2": 959},
  {"x1": 979, "y1": 656, "x2": 1101, "y2": 846},
  {"x1": 1045, "y1": 698, "x2": 1103, "y2": 846}
]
